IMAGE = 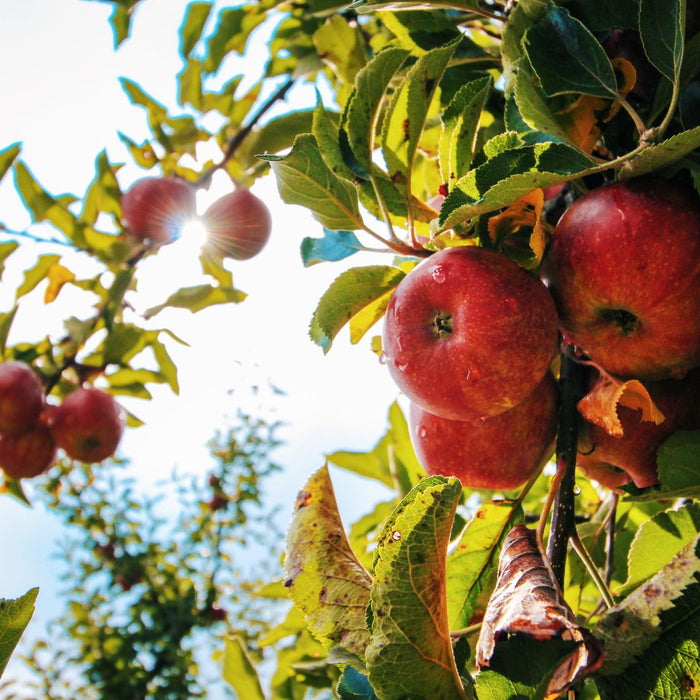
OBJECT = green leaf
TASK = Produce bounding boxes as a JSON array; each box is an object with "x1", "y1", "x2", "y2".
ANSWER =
[
  {"x1": 15, "y1": 254, "x2": 60, "y2": 300},
  {"x1": 107, "y1": 2, "x2": 139, "y2": 48},
  {"x1": 639, "y1": 0, "x2": 685, "y2": 83},
  {"x1": 439, "y1": 76, "x2": 492, "y2": 187},
  {"x1": 284, "y1": 465, "x2": 372, "y2": 660},
  {"x1": 177, "y1": 57, "x2": 203, "y2": 110},
  {"x1": 81, "y1": 151, "x2": 122, "y2": 226},
  {"x1": 618, "y1": 502, "x2": 700, "y2": 597},
  {"x1": 0, "y1": 307, "x2": 18, "y2": 358},
  {"x1": 203, "y1": 6, "x2": 265, "y2": 73},
  {"x1": 148, "y1": 334, "x2": 180, "y2": 395},
  {"x1": 440, "y1": 143, "x2": 594, "y2": 230},
  {"x1": 595, "y1": 536, "x2": 700, "y2": 692},
  {"x1": 301, "y1": 229, "x2": 364, "y2": 266},
  {"x1": 0, "y1": 242, "x2": 19, "y2": 281},
  {"x1": 312, "y1": 101, "x2": 356, "y2": 182},
  {"x1": 366, "y1": 476, "x2": 470, "y2": 700},
  {"x1": 143, "y1": 284, "x2": 246, "y2": 319},
  {"x1": 563, "y1": 0, "x2": 641, "y2": 31},
  {"x1": 337, "y1": 667, "x2": 379, "y2": 699},
  {"x1": 264, "y1": 134, "x2": 363, "y2": 232},
  {"x1": 619, "y1": 125, "x2": 700, "y2": 179},
  {"x1": 221, "y1": 635, "x2": 265, "y2": 700},
  {"x1": 119, "y1": 78, "x2": 167, "y2": 122},
  {"x1": 309, "y1": 265, "x2": 405, "y2": 353},
  {"x1": 0, "y1": 144, "x2": 20, "y2": 184},
  {"x1": 0, "y1": 587, "x2": 39, "y2": 678},
  {"x1": 523, "y1": 5, "x2": 618, "y2": 98},
  {"x1": 447, "y1": 500, "x2": 523, "y2": 630},
  {"x1": 351, "y1": 0, "x2": 483, "y2": 12},
  {"x1": 118, "y1": 132, "x2": 159, "y2": 170},
  {"x1": 312, "y1": 15, "x2": 366, "y2": 84},
  {"x1": 381, "y1": 38, "x2": 460, "y2": 178},
  {"x1": 328, "y1": 400, "x2": 425, "y2": 492},
  {"x1": 179, "y1": 1, "x2": 212, "y2": 58},
  {"x1": 656, "y1": 430, "x2": 700, "y2": 497},
  {"x1": 13, "y1": 162, "x2": 81, "y2": 242},
  {"x1": 475, "y1": 636, "x2": 581, "y2": 700},
  {"x1": 343, "y1": 47, "x2": 409, "y2": 177}
]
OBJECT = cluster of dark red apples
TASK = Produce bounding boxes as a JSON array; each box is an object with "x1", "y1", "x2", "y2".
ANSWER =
[
  {"x1": 121, "y1": 176, "x2": 272, "y2": 260},
  {"x1": 0, "y1": 361, "x2": 125, "y2": 480},
  {"x1": 384, "y1": 178, "x2": 700, "y2": 492}
]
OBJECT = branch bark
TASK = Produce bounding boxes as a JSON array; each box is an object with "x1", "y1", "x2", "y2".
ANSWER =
[{"x1": 547, "y1": 348, "x2": 589, "y2": 586}]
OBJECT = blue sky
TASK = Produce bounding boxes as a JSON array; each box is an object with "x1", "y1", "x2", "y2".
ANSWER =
[{"x1": 0, "y1": 0, "x2": 398, "y2": 687}]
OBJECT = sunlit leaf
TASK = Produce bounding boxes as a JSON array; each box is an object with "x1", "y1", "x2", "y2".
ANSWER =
[
  {"x1": 221, "y1": 635, "x2": 265, "y2": 700},
  {"x1": 619, "y1": 125, "x2": 700, "y2": 179},
  {"x1": 44, "y1": 262, "x2": 75, "y2": 304},
  {"x1": 81, "y1": 151, "x2": 123, "y2": 226},
  {"x1": 447, "y1": 500, "x2": 523, "y2": 630},
  {"x1": 0, "y1": 143, "x2": 20, "y2": 184},
  {"x1": 284, "y1": 465, "x2": 372, "y2": 660},
  {"x1": 366, "y1": 476, "x2": 469, "y2": 699},
  {"x1": 657, "y1": 430, "x2": 700, "y2": 496},
  {"x1": 143, "y1": 284, "x2": 246, "y2": 319},
  {"x1": 309, "y1": 265, "x2": 405, "y2": 353},
  {"x1": 15, "y1": 254, "x2": 60, "y2": 300},
  {"x1": 312, "y1": 15, "x2": 366, "y2": 85},
  {"x1": 203, "y1": 6, "x2": 265, "y2": 73},
  {"x1": 301, "y1": 228, "x2": 363, "y2": 267},
  {"x1": 619, "y1": 501, "x2": 700, "y2": 597},
  {"x1": 179, "y1": 1, "x2": 212, "y2": 58},
  {"x1": 0, "y1": 587, "x2": 39, "y2": 677},
  {"x1": 264, "y1": 134, "x2": 363, "y2": 232}
]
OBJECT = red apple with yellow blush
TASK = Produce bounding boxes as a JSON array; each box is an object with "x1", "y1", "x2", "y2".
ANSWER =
[
  {"x1": 0, "y1": 361, "x2": 44, "y2": 435},
  {"x1": 0, "y1": 420, "x2": 57, "y2": 479},
  {"x1": 545, "y1": 179, "x2": 700, "y2": 380},
  {"x1": 409, "y1": 372, "x2": 558, "y2": 491},
  {"x1": 383, "y1": 246, "x2": 559, "y2": 420}
]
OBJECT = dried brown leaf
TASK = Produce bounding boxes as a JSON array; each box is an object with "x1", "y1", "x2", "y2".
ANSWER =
[
  {"x1": 476, "y1": 525, "x2": 604, "y2": 698},
  {"x1": 577, "y1": 372, "x2": 665, "y2": 437}
]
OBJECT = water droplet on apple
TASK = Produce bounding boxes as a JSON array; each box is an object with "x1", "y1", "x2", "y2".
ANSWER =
[
  {"x1": 418, "y1": 427, "x2": 427, "y2": 439},
  {"x1": 378, "y1": 351, "x2": 388, "y2": 365},
  {"x1": 431, "y1": 266, "x2": 446, "y2": 283},
  {"x1": 573, "y1": 484, "x2": 582, "y2": 495}
]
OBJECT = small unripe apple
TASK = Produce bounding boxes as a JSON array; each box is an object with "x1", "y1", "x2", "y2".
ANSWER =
[
  {"x1": 0, "y1": 420, "x2": 57, "y2": 479},
  {"x1": 50, "y1": 387, "x2": 125, "y2": 463},
  {"x1": 0, "y1": 361, "x2": 44, "y2": 435},
  {"x1": 122, "y1": 176, "x2": 197, "y2": 246},
  {"x1": 409, "y1": 372, "x2": 558, "y2": 490},
  {"x1": 383, "y1": 246, "x2": 559, "y2": 420},
  {"x1": 202, "y1": 188, "x2": 272, "y2": 260},
  {"x1": 545, "y1": 179, "x2": 700, "y2": 380},
  {"x1": 577, "y1": 369, "x2": 700, "y2": 489}
]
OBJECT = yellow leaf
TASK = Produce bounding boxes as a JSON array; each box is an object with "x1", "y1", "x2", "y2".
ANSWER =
[
  {"x1": 488, "y1": 188, "x2": 549, "y2": 265},
  {"x1": 44, "y1": 262, "x2": 75, "y2": 304},
  {"x1": 577, "y1": 373, "x2": 665, "y2": 438}
]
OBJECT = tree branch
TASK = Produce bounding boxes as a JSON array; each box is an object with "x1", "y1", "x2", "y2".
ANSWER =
[
  {"x1": 546, "y1": 347, "x2": 589, "y2": 587},
  {"x1": 196, "y1": 76, "x2": 295, "y2": 189}
]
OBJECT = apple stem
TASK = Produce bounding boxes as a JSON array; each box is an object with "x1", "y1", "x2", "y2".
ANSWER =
[{"x1": 546, "y1": 348, "x2": 589, "y2": 588}]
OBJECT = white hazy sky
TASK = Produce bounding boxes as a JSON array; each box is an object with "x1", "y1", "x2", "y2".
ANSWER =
[{"x1": 0, "y1": 0, "x2": 400, "y2": 685}]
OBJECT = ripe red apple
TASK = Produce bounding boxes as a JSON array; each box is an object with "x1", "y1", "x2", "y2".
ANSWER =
[
  {"x1": 382, "y1": 246, "x2": 559, "y2": 420},
  {"x1": 122, "y1": 176, "x2": 197, "y2": 246},
  {"x1": 545, "y1": 179, "x2": 700, "y2": 380},
  {"x1": 0, "y1": 420, "x2": 57, "y2": 479},
  {"x1": 202, "y1": 188, "x2": 272, "y2": 260},
  {"x1": 409, "y1": 372, "x2": 558, "y2": 490},
  {"x1": 50, "y1": 387, "x2": 125, "y2": 463},
  {"x1": 0, "y1": 361, "x2": 44, "y2": 435},
  {"x1": 577, "y1": 369, "x2": 700, "y2": 490}
]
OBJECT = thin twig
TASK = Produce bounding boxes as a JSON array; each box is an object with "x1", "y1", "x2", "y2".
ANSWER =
[
  {"x1": 196, "y1": 76, "x2": 295, "y2": 189},
  {"x1": 570, "y1": 530, "x2": 615, "y2": 610}
]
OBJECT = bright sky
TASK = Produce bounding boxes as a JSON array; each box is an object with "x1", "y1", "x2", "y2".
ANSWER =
[{"x1": 0, "y1": 0, "x2": 398, "y2": 684}]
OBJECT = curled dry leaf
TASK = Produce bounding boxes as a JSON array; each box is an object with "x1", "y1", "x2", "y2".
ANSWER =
[
  {"x1": 475, "y1": 524, "x2": 604, "y2": 699},
  {"x1": 577, "y1": 370, "x2": 665, "y2": 437}
]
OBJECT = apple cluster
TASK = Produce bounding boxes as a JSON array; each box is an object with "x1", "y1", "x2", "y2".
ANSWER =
[
  {"x1": 544, "y1": 178, "x2": 700, "y2": 490},
  {"x1": 121, "y1": 177, "x2": 272, "y2": 260},
  {"x1": 0, "y1": 361, "x2": 125, "y2": 481},
  {"x1": 382, "y1": 246, "x2": 560, "y2": 491},
  {"x1": 388, "y1": 177, "x2": 700, "y2": 493}
]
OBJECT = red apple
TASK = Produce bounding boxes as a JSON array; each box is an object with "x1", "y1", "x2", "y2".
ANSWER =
[
  {"x1": 122, "y1": 176, "x2": 197, "y2": 246},
  {"x1": 545, "y1": 179, "x2": 700, "y2": 380},
  {"x1": 409, "y1": 372, "x2": 558, "y2": 490},
  {"x1": 50, "y1": 387, "x2": 125, "y2": 463},
  {"x1": 0, "y1": 361, "x2": 44, "y2": 435},
  {"x1": 202, "y1": 188, "x2": 272, "y2": 260},
  {"x1": 577, "y1": 370, "x2": 700, "y2": 490},
  {"x1": 382, "y1": 246, "x2": 559, "y2": 420},
  {"x1": 0, "y1": 420, "x2": 57, "y2": 479}
]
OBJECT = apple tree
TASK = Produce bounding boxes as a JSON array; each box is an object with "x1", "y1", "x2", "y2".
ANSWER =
[{"x1": 2, "y1": 0, "x2": 700, "y2": 698}]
